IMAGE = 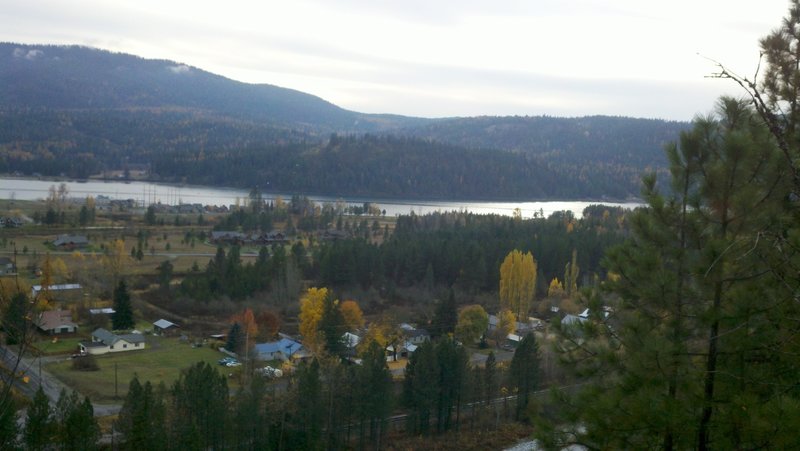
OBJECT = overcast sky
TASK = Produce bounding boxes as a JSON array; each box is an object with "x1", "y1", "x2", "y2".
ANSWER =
[{"x1": 1, "y1": 0, "x2": 791, "y2": 120}]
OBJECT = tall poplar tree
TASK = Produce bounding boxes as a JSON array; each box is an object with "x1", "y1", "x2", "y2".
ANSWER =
[{"x1": 499, "y1": 249, "x2": 537, "y2": 319}]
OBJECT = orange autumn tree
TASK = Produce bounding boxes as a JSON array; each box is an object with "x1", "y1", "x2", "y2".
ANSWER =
[
  {"x1": 230, "y1": 308, "x2": 259, "y2": 340},
  {"x1": 255, "y1": 310, "x2": 281, "y2": 341}
]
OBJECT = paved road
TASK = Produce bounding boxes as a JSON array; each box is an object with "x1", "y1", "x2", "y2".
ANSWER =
[{"x1": 0, "y1": 345, "x2": 121, "y2": 416}]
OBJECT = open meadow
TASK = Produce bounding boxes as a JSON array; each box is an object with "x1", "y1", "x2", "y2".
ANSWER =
[{"x1": 46, "y1": 335, "x2": 236, "y2": 402}]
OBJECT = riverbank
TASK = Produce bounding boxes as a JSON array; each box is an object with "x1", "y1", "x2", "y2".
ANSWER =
[{"x1": 1, "y1": 176, "x2": 641, "y2": 219}]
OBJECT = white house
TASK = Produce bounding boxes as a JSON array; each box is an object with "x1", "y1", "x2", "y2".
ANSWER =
[{"x1": 79, "y1": 328, "x2": 146, "y2": 355}]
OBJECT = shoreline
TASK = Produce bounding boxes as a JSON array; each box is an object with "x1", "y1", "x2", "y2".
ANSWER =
[{"x1": 0, "y1": 174, "x2": 643, "y2": 205}]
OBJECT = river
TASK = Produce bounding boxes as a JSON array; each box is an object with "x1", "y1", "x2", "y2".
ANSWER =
[{"x1": 0, "y1": 177, "x2": 640, "y2": 219}]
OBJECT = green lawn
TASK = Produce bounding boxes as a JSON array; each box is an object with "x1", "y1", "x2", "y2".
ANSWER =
[
  {"x1": 33, "y1": 336, "x2": 86, "y2": 355},
  {"x1": 46, "y1": 335, "x2": 237, "y2": 402}
]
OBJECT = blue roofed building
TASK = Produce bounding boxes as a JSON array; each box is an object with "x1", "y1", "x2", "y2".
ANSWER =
[{"x1": 254, "y1": 337, "x2": 305, "y2": 361}]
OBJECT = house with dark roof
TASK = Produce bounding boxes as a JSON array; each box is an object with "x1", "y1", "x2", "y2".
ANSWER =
[
  {"x1": 35, "y1": 309, "x2": 78, "y2": 335},
  {"x1": 210, "y1": 231, "x2": 247, "y2": 245},
  {"x1": 153, "y1": 319, "x2": 180, "y2": 336},
  {"x1": 0, "y1": 257, "x2": 16, "y2": 276},
  {"x1": 79, "y1": 328, "x2": 146, "y2": 355},
  {"x1": 52, "y1": 234, "x2": 89, "y2": 249},
  {"x1": 400, "y1": 324, "x2": 430, "y2": 345}
]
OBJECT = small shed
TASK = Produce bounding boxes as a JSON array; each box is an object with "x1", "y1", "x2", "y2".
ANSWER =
[{"x1": 153, "y1": 319, "x2": 180, "y2": 336}]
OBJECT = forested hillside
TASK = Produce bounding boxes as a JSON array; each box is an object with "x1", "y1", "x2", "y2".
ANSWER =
[
  {"x1": 401, "y1": 115, "x2": 688, "y2": 169},
  {"x1": 0, "y1": 43, "x2": 424, "y2": 132},
  {"x1": 150, "y1": 134, "x2": 657, "y2": 199},
  {"x1": 0, "y1": 43, "x2": 686, "y2": 199}
]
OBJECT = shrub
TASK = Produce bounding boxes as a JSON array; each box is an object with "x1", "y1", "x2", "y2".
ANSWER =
[{"x1": 72, "y1": 354, "x2": 99, "y2": 371}]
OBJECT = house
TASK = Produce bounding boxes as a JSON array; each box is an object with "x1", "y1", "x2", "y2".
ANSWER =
[
  {"x1": 506, "y1": 333, "x2": 523, "y2": 347},
  {"x1": 386, "y1": 341, "x2": 419, "y2": 362},
  {"x1": 35, "y1": 309, "x2": 78, "y2": 335},
  {"x1": 31, "y1": 283, "x2": 83, "y2": 302},
  {"x1": 210, "y1": 231, "x2": 247, "y2": 245},
  {"x1": 562, "y1": 314, "x2": 588, "y2": 327},
  {"x1": 52, "y1": 234, "x2": 89, "y2": 249},
  {"x1": 0, "y1": 257, "x2": 16, "y2": 275},
  {"x1": 254, "y1": 337, "x2": 304, "y2": 361},
  {"x1": 322, "y1": 229, "x2": 349, "y2": 241},
  {"x1": 341, "y1": 332, "x2": 362, "y2": 357},
  {"x1": 79, "y1": 328, "x2": 146, "y2": 355},
  {"x1": 153, "y1": 319, "x2": 180, "y2": 335},
  {"x1": 488, "y1": 315, "x2": 499, "y2": 331},
  {"x1": 399, "y1": 323, "x2": 430, "y2": 345},
  {"x1": 0, "y1": 217, "x2": 23, "y2": 228}
]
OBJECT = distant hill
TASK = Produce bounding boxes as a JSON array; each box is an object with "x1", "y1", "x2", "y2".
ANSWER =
[
  {"x1": 0, "y1": 43, "x2": 421, "y2": 133},
  {"x1": 0, "y1": 43, "x2": 690, "y2": 200},
  {"x1": 400, "y1": 115, "x2": 688, "y2": 170}
]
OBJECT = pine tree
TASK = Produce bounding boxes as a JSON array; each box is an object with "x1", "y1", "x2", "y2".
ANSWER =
[
  {"x1": 24, "y1": 387, "x2": 54, "y2": 451},
  {"x1": 295, "y1": 359, "x2": 322, "y2": 450},
  {"x1": 510, "y1": 332, "x2": 539, "y2": 421},
  {"x1": 431, "y1": 288, "x2": 457, "y2": 337},
  {"x1": 3, "y1": 292, "x2": 29, "y2": 345},
  {"x1": 225, "y1": 322, "x2": 243, "y2": 354},
  {"x1": 171, "y1": 362, "x2": 228, "y2": 450},
  {"x1": 402, "y1": 341, "x2": 437, "y2": 435},
  {"x1": 111, "y1": 280, "x2": 134, "y2": 330},
  {"x1": 0, "y1": 397, "x2": 19, "y2": 451},
  {"x1": 484, "y1": 351, "x2": 497, "y2": 406},
  {"x1": 117, "y1": 377, "x2": 167, "y2": 451},
  {"x1": 319, "y1": 296, "x2": 347, "y2": 358},
  {"x1": 355, "y1": 341, "x2": 392, "y2": 449},
  {"x1": 536, "y1": 99, "x2": 795, "y2": 449},
  {"x1": 55, "y1": 389, "x2": 99, "y2": 451}
]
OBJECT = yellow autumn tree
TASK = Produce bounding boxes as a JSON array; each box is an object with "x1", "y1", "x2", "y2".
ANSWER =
[
  {"x1": 563, "y1": 249, "x2": 579, "y2": 298},
  {"x1": 499, "y1": 249, "x2": 537, "y2": 319},
  {"x1": 299, "y1": 287, "x2": 329, "y2": 353},
  {"x1": 340, "y1": 299, "x2": 365, "y2": 331},
  {"x1": 51, "y1": 257, "x2": 70, "y2": 282},
  {"x1": 104, "y1": 239, "x2": 128, "y2": 286},
  {"x1": 547, "y1": 277, "x2": 565, "y2": 298},
  {"x1": 39, "y1": 254, "x2": 54, "y2": 304},
  {"x1": 494, "y1": 309, "x2": 517, "y2": 344}
]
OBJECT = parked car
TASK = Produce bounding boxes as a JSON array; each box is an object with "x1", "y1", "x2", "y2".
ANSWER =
[
  {"x1": 218, "y1": 356, "x2": 238, "y2": 366},
  {"x1": 256, "y1": 366, "x2": 283, "y2": 378}
]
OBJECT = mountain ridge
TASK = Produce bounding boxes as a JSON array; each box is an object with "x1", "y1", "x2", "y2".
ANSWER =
[{"x1": 0, "y1": 42, "x2": 690, "y2": 200}]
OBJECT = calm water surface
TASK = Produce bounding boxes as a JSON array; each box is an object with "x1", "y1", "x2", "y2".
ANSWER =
[{"x1": 0, "y1": 177, "x2": 640, "y2": 219}]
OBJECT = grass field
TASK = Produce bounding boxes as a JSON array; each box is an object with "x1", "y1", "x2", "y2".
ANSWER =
[
  {"x1": 46, "y1": 335, "x2": 237, "y2": 402},
  {"x1": 33, "y1": 336, "x2": 86, "y2": 355}
]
